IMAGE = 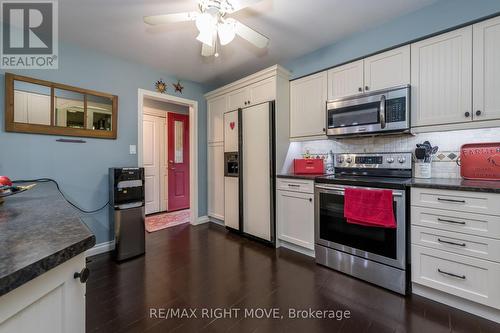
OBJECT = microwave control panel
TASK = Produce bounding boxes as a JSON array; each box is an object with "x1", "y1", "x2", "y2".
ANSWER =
[{"x1": 385, "y1": 97, "x2": 406, "y2": 123}]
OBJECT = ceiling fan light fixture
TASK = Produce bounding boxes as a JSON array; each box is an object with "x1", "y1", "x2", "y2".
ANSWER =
[
  {"x1": 217, "y1": 18, "x2": 236, "y2": 46},
  {"x1": 195, "y1": 12, "x2": 216, "y2": 34},
  {"x1": 196, "y1": 30, "x2": 214, "y2": 46}
]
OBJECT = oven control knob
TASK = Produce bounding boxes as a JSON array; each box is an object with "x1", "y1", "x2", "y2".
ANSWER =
[
  {"x1": 398, "y1": 157, "x2": 406, "y2": 164},
  {"x1": 387, "y1": 157, "x2": 395, "y2": 164},
  {"x1": 346, "y1": 157, "x2": 352, "y2": 163}
]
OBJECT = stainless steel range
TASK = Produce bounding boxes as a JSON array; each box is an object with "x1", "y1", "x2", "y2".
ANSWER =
[{"x1": 314, "y1": 152, "x2": 412, "y2": 294}]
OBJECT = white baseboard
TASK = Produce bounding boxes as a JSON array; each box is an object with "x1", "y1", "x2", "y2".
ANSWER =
[
  {"x1": 277, "y1": 239, "x2": 315, "y2": 258},
  {"x1": 85, "y1": 240, "x2": 115, "y2": 257},
  {"x1": 412, "y1": 283, "x2": 500, "y2": 323},
  {"x1": 209, "y1": 218, "x2": 225, "y2": 226},
  {"x1": 192, "y1": 215, "x2": 209, "y2": 225}
]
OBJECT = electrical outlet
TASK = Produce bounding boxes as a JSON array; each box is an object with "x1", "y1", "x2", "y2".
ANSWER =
[{"x1": 129, "y1": 145, "x2": 137, "y2": 155}]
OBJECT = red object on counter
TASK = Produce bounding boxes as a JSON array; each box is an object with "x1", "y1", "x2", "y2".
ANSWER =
[
  {"x1": 344, "y1": 188, "x2": 396, "y2": 228},
  {"x1": 460, "y1": 143, "x2": 500, "y2": 180},
  {"x1": 294, "y1": 158, "x2": 324, "y2": 174}
]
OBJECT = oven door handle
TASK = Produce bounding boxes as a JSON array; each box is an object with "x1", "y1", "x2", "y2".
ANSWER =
[
  {"x1": 380, "y1": 95, "x2": 386, "y2": 129},
  {"x1": 315, "y1": 185, "x2": 403, "y2": 197}
]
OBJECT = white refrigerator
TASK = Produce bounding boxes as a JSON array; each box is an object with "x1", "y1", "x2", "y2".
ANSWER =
[{"x1": 223, "y1": 102, "x2": 276, "y2": 243}]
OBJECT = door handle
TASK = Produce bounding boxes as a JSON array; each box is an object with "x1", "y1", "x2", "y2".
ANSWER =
[
  {"x1": 437, "y1": 218, "x2": 466, "y2": 225},
  {"x1": 437, "y1": 198, "x2": 466, "y2": 204},
  {"x1": 74, "y1": 268, "x2": 90, "y2": 283},
  {"x1": 437, "y1": 238, "x2": 466, "y2": 247},
  {"x1": 437, "y1": 268, "x2": 466, "y2": 280},
  {"x1": 380, "y1": 95, "x2": 386, "y2": 129}
]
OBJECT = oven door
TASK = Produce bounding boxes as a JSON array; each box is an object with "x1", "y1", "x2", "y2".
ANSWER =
[{"x1": 314, "y1": 183, "x2": 406, "y2": 269}]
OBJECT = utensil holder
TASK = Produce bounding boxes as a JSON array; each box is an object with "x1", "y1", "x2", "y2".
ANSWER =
[{"x1": 415, "y1": 162, "x2": 432, "y2": 179}]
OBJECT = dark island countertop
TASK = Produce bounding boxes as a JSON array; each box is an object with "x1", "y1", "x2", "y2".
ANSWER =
[
  {"x1": 277, "y1": 174, "x2": 500, "y2": 193},
  {"x1": 0, "y1": 182, "x2": 96, "y2": 297}
]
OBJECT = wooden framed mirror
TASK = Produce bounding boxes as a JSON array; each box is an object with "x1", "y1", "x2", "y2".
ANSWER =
[{"x1": 5, "y1": 73, "x2": 118, "y2": 139}]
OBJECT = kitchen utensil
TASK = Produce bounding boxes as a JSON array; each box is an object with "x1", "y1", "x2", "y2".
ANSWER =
[
  {"x1": 415, "y1": 147, "x2": 426, "y2": 161},
  {"x1": 459, "y1": 142, "x2": 500, "y2": 180}
]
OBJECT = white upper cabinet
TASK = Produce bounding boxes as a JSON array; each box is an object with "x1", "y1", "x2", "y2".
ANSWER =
[
  {"x1": 227, "y1": 87, "x2": 249, "y2": 111},
  {"x1": 248, "y1": 76, "x2": 276, "y2": 106},
  {"x1": 290, "y1": 71, "x2": 327, "y2": 138},
  {"x1": 473, "y1": 16, "x2": 500, "y2": 122},
  {"x1": 411, "y1": 27, "x2": 473, "y2": 127},
  {"x1": 327, "y1": 60, "x2": 364, "y2": 100},
  {"x1": 207, "y1": 95, "x2": 226, "y2": 143},
  {"x1": 364, "y1": 45, "x2": 410, "y2": 92}
]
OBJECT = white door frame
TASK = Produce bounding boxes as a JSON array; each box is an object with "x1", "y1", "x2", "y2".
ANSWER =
[{"x1": 137, "y1": 89, "x2": 199, "y2": 225}]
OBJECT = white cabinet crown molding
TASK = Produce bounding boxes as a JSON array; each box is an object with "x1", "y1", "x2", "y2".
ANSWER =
[{"x1": 204, "y1": 64, "x2": 290, "y2": 99}]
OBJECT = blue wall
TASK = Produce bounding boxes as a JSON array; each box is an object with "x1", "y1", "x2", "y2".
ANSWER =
[
  {"x1": 0, "y1": 43, "x2": 208, "y2": 244},
  {"x1": 284, "y1": 0, "x2": 500, "y2": 79}
]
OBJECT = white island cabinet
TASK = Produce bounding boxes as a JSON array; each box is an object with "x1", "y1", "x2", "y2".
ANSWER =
[{"x1": 0, "y1": 254, "x2": 86, "y2": 333}]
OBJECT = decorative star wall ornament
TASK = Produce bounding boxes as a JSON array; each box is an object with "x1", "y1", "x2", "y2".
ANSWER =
[
  {"x1": 173, "y1": 80, "x2": 184, "y2": 94},
  {"x1": 155, "y1": 79, "x2": 167, "y2": 94}
]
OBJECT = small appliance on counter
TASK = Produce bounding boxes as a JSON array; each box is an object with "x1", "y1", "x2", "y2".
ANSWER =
[
  {"x1": 293, "y1": 158, "x2": 324, "y2": 174},
  {"x1": 459, "y1": 142, "x2": 500, "y2": 180},
  {"x1": 109, "y1": 167, "x2": 145, "y2": 261}
]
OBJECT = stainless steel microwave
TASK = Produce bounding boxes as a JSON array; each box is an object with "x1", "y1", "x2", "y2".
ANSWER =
[{"x1": 326, "y1": 85, "x2": 410, "y2": 137}]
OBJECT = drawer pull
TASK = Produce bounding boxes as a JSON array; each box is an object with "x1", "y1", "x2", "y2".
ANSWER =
[
  {"x1": 437, "y1": 218, "x2": 466, "y2": 225},
  {"x1": 437, "y1": 198, "x2": 466, "y2": 204},
  {"x1": 287, "y1": 184, "x2": 300, "y2": 187},
  {"x1": 437, "y1": 268, "x2": 466, "y2": 280},
  {"x1": 437, "y1": 238, "x2": 466, "y2": 247}
]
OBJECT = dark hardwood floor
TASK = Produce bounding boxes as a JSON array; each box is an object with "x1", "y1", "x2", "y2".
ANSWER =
[{"x1": 86, "y1": 223, "x2": 500, "y2": 333}]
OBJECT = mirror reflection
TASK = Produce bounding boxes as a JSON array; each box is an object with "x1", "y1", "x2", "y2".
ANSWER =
[
  {"x1": 55, "y1": 89, "x2": 85, "y2": 129},
  {"x1": 13, "y1": 80, "x2": 51, "y2": 125},
  {"x1": 87, "y1": 95, "x2": 113, "y2": 131}
]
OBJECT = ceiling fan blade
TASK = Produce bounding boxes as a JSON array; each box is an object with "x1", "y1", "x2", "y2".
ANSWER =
[
  {"x1": 201, "y1": 42, "x2": 215, "y2": 57},
  {"x1": 229, "y1": 0, "x2": 264, "y2": 13},
  {"x1": 235, "y1": 21, "x2": 269, "y2": 49},
  {"x1": 143, "y1": 12, "x2": 197, "y2": 25}
]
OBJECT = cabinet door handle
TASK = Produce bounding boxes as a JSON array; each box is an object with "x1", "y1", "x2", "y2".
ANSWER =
[
  {"x1": 476, "y1": 110, "x2": 482, "y2": 116},
  {"x1": 322, "y1": 128, "x2": 326, "y2": 132},
  {"x1": 309, "y1": 198, "x2": 312, "y2": 202},
  {"x1": 365, "y1": 86, "x2": 369, "y2": 91},
  {"x1": 464, "y1": 111, "x2": 471, "y2": 118},
  {"x1": 437, "y1": 238, "x2": 466, "y2": 247},
  {"x1": 358, "y1": 87, "x2": 362, "y2": 92},
  {"x1": 437, "y1": 198, "x2": 466, "y2": 203},
  {"x1": 287, "y1": 184, "x2": 300, "y2": 187},
  {"x1": 437, "y1": 268, "x2": 466, "y2": 280},
  {"x1": 74, "y1": 267, "x2": 90, "y2": 283},
  {"x1": 437, "y1": 218, "x2": 466, "y2": 225}
]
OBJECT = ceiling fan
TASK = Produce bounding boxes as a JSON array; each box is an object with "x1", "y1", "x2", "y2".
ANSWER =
[{"x1": 144, "y1": 0, "x2": 269, "y2": 57}]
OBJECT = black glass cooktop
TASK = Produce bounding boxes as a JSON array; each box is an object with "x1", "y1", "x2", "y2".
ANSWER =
[{"x1": 315, "y1": 174, "x2": 412, "y2": 190}]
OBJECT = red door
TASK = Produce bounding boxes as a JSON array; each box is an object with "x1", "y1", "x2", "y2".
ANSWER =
[{"x1": 167, "y1": 113, "x2": 189, "y2": 211}]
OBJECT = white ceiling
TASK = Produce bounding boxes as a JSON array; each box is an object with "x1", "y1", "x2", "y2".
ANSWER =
[{"x1": 60, "y1": 0, "x2": 440, "y2": 87}]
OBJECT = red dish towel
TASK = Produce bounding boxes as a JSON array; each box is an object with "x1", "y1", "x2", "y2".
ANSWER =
[{"x1": 344, "y1": 188, "x2": 396, "y2": 228}]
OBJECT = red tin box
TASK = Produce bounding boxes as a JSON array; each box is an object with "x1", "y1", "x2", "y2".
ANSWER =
[
  {"x1": 460, "y1": 142, "x2": 500, "y2": 180},
  {"x1": 294, "y1": 158, "x2": 324, "y2": 174}
]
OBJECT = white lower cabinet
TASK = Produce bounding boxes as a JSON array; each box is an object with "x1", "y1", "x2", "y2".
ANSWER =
[
  {"x1": 277, "y1": 179, "x2": 315, "y2": 251},
  {"x1": 0, "y1": 254, "x2": 86, "y2": 333},
  {"x1": 411, "y1": 187, "x2": 500, "y2": 318}
]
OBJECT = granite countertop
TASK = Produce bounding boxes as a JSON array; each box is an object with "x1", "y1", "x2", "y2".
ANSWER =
[
  {"x1": 277, "y1": 174, "x2": 500, "y2": 193},
  {"x1": 0, "y1": 182, "x2": 96, "y2": 297},
  {"x1": 411, "y1": 178, "x2": 500, "y2": 193},
  {"x1": 277, "y1": 173, "x2": 327, "y2": 180}
]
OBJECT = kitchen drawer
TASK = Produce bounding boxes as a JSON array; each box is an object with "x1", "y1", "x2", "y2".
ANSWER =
[
  {"x1": 412, "y1": 244, "x2": 500, "y2": 309},
  {"x1": 411, "y1": 187, "x2": 500, "y2": 216},
  {"x1": 411, "y1": 206, "x2": 500, "y2": 239},
  {"x1": 412, "y1": 225, "x2": 500, "y2": 262},
  {"x1": 276, "y1": 178, "x2": 314, "y2": 194}
]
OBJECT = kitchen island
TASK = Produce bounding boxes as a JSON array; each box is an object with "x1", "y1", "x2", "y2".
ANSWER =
[{"x1": 0, "y1": 181, "x2": 95, "y2": 332}]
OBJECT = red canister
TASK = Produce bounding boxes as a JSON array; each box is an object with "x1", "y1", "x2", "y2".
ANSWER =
[
  {"x1": 460, "y1": 143, "x2": 500, "y2": 180},
  {"x1": 293, "y1": 159, "x2": 324, "y2": 174}
]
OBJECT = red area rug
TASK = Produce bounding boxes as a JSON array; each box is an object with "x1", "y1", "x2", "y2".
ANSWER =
[{"x1": 145, "y1": 210, "x2": 190, "y2": 233}]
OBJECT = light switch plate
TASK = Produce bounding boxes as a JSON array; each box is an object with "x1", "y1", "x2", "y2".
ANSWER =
[{"x1": 129, "y1": 145, "x2": 137, "y2": 155}]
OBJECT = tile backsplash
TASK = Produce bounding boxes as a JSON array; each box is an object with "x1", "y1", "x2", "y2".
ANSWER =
[{"x1": 283, "y1": 128, "x2": 500, "y2": 178}]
